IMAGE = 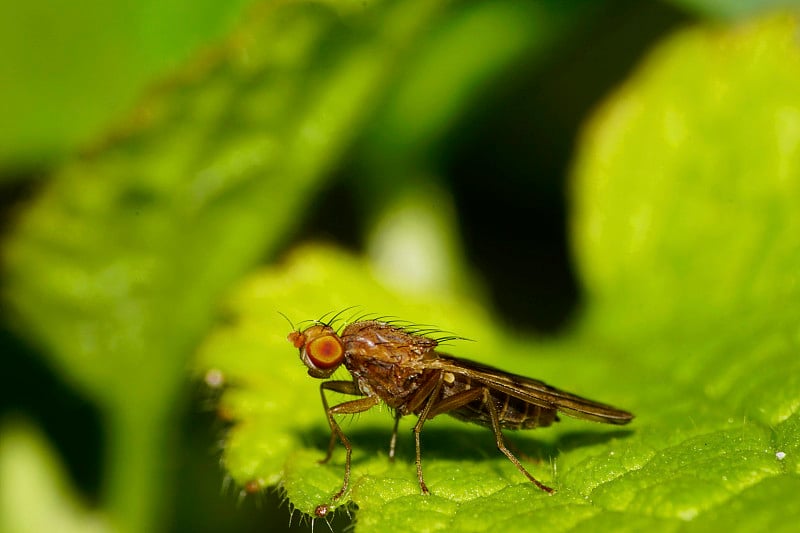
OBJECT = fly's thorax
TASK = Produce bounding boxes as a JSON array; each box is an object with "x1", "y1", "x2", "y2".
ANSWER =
[
  {"x1": 337, "y1": 322, "x2": 436, "y2": 408},
  {"x1": 341, "y1": 321, "x2": 438, "y2": 364},
  {"x1": 347, "y1": 358, "x2": 438, "y2": 409}
]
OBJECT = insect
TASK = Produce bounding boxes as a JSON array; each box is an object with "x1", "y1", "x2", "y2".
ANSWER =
[{"x1": 287, "y1": 315, "x2": 633, "y2": 500}]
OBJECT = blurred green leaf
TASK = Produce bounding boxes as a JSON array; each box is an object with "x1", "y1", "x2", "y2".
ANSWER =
[
  {"x1": 366, "y1": 182, "x2": 472, "y2": 296},
  {"x1": 571, "y1": 9, "x2": 800, "y2": 527},
  {"x1": 0, "y1": 420, "x2": 111, "y2": 533},
  {"x1": 362, "y1": 0, "x2": 572, "y2": 159},
  {"x1": 353, "y1": 0, "x2": 589, "y2": 222},
  {"x1": 668, "y1": 0, "x2": 800, "y2": 19},
  {"x1": 0, "y1": 0, "x2": 255, "y2": 172},
  {"x1": 572, "y1": 12, "x2": 800, "y2": 339},
  {"x1": 197, "y1": 12, "x2": 800, "y2": 532},
  {"x1": 2, "y1": 1, "x2": 455, "y2": 531}
]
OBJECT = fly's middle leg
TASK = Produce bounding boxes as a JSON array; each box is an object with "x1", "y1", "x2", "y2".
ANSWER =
[{"x1": 388, "y1": 410, "x2": 402, "y2": 461}]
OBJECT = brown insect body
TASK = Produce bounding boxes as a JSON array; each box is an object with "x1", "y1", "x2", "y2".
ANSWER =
[
  {"x1": 342, "y1": 321, "x2": 556, "y2": 429},
  {"x1": 341, "y1": 320, "x2": 438, "y2": 410},
  {"x1": 289, "y1": 318, "x2": 633, "y2": 501}
]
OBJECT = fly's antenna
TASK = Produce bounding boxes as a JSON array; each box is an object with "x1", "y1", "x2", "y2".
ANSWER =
[{"x1": 277, "y1": 311, "x2": 297, "y2": 331}]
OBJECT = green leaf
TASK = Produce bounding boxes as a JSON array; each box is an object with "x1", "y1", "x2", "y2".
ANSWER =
[
  {"x1": 571, "y1": 9, "x2": 800, "y2": 527},
  {"x1": 0, "y1": 420, "x2": 111, "y2": 533},
  {"x1": 361, "y1": 0, "x2": 575, "y2": 160},
  {"x1": 573, "y1": 12, "x2": 800, "y2": 339},
  {"x1": 668, "y1": 0, "x2": 800, "y2": 20},
  {"x1": 196, "y1": 244, "x2": 640, "y2": 526},
  {"x1": 0, "y1": 0, "x2": 254, "y2": 171},
  {"x1": 197, "y1": 12, "x2": 800, "y2": 532}
]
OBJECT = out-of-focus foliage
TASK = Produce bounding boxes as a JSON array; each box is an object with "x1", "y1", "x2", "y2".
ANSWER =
[
  {"x1": 670, "y1": 0, "x2": 800, "y2": 19},
  {"x1": 2, "y1": 1, "x2": 583, "y2": 531},
  {"x1": 0, "y1": 421, "x2": 110, "y2": 533},
  {"x1": 0, "y1": 0, "x2": 253, "y2": 172},
  {"x1": 573, "y1": 13, "x2": 800, "y2": 338}
]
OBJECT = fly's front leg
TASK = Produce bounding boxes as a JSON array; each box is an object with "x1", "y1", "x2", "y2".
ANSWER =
[
  {"x1": 319, "y1": 381, "x2": 379, "y2": 500},
  {"x1": 319, "y1": 381, "x2": 363, "y2": 464}
]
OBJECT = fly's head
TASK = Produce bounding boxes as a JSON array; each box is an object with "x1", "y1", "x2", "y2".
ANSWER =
[{"x1": 288, "y1": 324, "x2": 345, "y2": 379}]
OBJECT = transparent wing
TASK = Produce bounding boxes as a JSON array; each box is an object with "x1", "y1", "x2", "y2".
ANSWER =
[{"x1": 429, "y1": 354, "x2": 634, "y2": 425}]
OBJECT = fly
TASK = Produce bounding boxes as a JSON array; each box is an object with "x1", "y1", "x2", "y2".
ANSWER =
[{"x1": 287, "y1": 316, "x2": 633, "y2": 500}]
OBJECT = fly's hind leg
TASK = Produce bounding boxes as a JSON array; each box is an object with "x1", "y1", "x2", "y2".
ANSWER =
[
  {"x1": 411, "y1": 378, "x2": 443, "y2": 495},
  {"x1": 409, "y1": 376, "x2": 486, "y2": 495},
  {"x1": 483, "y1": 388, "x2": 554, "y2": 494}
]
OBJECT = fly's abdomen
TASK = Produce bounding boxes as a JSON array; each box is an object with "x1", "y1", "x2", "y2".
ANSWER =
[{"x1": 443, "y1": 376, "x2": 559, "y2": 430}]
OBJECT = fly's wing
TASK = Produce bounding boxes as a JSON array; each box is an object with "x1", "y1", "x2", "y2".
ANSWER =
[{"x1": 428, "y1": 354, "x2": 634, "y2": 425}]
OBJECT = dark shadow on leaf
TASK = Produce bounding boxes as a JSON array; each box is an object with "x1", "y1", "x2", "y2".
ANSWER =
[
  {"x1": 297, "y1": 422, "x2": 634, "y2": 468},
  {"x1": 550, "y1": 429, "x2": 635, "y2": 454}
]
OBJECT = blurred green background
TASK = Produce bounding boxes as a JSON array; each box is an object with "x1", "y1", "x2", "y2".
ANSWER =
[{"x1": 2, "y1": 1, "x2": 799, "y2": 532}]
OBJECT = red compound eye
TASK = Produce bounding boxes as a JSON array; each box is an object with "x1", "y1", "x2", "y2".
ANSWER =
[{"x1": 306, "y1": 335, "x2": 344, "y2": 368}]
